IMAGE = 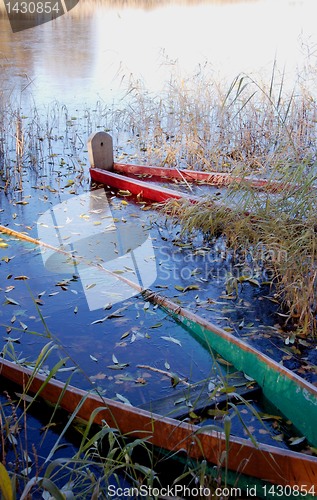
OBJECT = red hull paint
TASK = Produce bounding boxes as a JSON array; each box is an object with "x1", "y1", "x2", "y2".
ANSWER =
[
  {"x1": 90, "y1": 168, "x2": 199, "y2": 203},
  {"x1": 113, "y1": 163, "x2": 286, "y2": 192}
]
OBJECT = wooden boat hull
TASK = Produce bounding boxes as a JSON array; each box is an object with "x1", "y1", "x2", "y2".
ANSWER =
[
  {"x1": 90, "y1": 167, "x2": 198, "y2": 203},
  {"x1": 112, "y1": 162, "x2": 287, "y2": 192},
  {"x1": 143, "y1": 290, "x2": 317, "y2": 449},
  {"x1": 1, "y1": 357, "x2": 317, "y2": 491}
]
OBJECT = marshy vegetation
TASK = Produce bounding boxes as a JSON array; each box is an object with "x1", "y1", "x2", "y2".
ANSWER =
[{"x1": 1, "y1": 21, "x2": 317, "y2": 494}]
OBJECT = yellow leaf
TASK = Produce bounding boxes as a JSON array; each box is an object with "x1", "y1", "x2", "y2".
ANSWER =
[{"x1": 0, "y1": 462, "x2": 13, "y2": 500}]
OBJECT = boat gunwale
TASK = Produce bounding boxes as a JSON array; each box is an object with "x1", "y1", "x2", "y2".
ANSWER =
[{"x1": 1, "y1": 356, "x2": 317, "y2": 490}]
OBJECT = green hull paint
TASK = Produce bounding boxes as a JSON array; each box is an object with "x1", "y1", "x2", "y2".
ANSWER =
[{"x1": 169, "y1": 311, "x2": 317, "y2": 448}]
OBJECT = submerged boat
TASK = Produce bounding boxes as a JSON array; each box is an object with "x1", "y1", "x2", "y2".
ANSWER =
[{"x1": 0, "y1": 132, "x2": 316, "y2": 495}]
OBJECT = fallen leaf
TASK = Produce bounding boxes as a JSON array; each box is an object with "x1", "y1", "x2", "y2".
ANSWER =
[
  {"x1": 161, "y1": 336, "x2": 182, "y2": 347},
  {"x1": 116, "y1": 393, "x2": 132, "y2": 405},
  {"x1": 5, "y1": 296, "x2": 20, "y2": 306}
]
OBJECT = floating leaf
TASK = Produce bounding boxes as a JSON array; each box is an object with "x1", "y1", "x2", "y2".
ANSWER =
[
  {"x1": 259, "y1": 412, "x2": 282, "y2": 421},
  {"x1": 207, "y1": 409, "x2": 227, "y2": 418},
  {"x1": 20, "y1": 467, "x2": 32, "y2": 476},
  {"x1": 19, "y1": 321, "x2": 28, "y2": 331},
  {"x1": 171, "y1": 374, "x2": 179, "y2": 388},
  {"x1": 161, "y1": 336, "x2": 182, "y2": 347},
  {"x1": 90, "y1": 355, "x2": 98, "y2": 362},
  {"x1": 216, "y1": 357, "x2": 233, "y2": 367},
  {"x1": 108, "y1": 306, "x2": 128, "y2": 318},
  {"x1": 90, "y1": 372, "x2": 107, "y2": 381},
  {"x1": 4, "y1": 337, "x2": 20, "y2": 343},
  {"x1": 174, "y1": 397, "x2": 186, "y2": 405},
  {"x1": 289, "y1": 436, "x2": 306, "y2": 446},
  {"x1": 174, "y1": 285, "x2": 184, "y2": 292},
  {"x1": 85, "y1": 283, "x2": 96, "y2": 290},
  {"x1": 120, "y1": 330, "x2": 130, "y2": 340},
  {"x1": 116, "y1": 393, "x2": 132, "y2": 406},
  {"x1": 118, "y1": 189, "x2": 132, "y2": 196},
  {"x1": 164, "y1": 361, "x2": 170, "y2": 370},
  {"x1": 15, "y1": 200, "x2": 29, "y2": 205},
  {"x1": 183, "y1": 284, "x2": 200, "y2": 292},
  {"x1": 5, "y1": 296, "x2": 20, "y2": 306},
  {"x1": 135, "y1": 377, "x2": 146, "y2": 385},
  {"x1": 150, "y1": 322, "x2": 162, "y2": 329},
  {"x1": 1, "y1": 256, "x2": 13, "y2": 263},
  {"x1": 188, "y1": 411, "x2": 201, "y2": 421},
  {"x1": 91, "y1": 316, "x2": 107, "y2": 325},
  {"x1": 74, "y1": 306, "x2": 78, "y2": 314},
  {"x1": 0, "y1": 242, "x2": 9, "y2": 248},
  {"x1": 112, "y1": 354, "x2": 119, "y2": 364}
]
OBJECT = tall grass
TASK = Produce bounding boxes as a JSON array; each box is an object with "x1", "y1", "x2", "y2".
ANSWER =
[{"x1": 109, "y1": 58, "x2": 317, "y2": 179}]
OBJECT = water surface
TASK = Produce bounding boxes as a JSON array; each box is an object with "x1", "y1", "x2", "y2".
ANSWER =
[{"x1": 1, "y1": 0, "x2": 316, "y2": 111}]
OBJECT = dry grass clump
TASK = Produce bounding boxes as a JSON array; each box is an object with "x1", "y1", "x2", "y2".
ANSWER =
[{"x1": 163, "y1": 169, "x2": 317, "y2": 336}]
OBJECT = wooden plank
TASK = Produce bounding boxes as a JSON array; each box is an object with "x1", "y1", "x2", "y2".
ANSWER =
[
  {"x1": 90, "y1": 168, "x2": 199, "y2": 203},
  {"x1": 1, "y1": 357, "x2": 317, "y2": 488},
  {"x1": 139, "y1": 380, "x2": 261, "y2": 420}
]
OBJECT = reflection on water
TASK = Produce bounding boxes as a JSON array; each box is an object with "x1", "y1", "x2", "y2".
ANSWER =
[{"x1": 0, "y1": 0, "x2": 316, "y2": 111}]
